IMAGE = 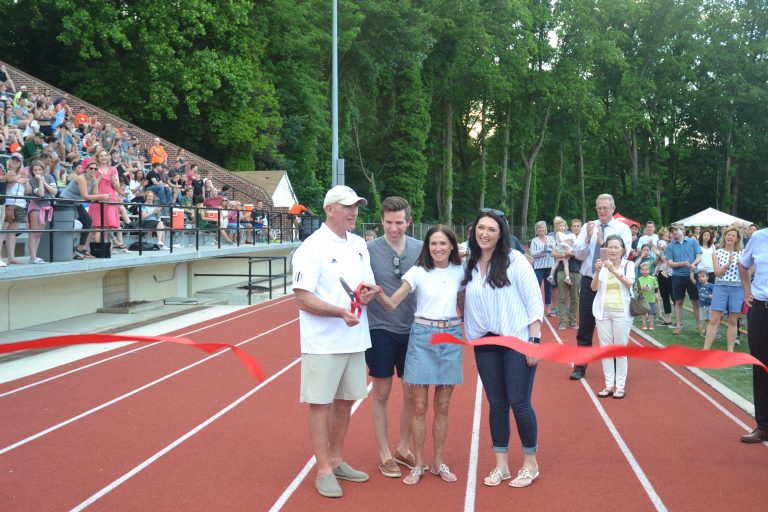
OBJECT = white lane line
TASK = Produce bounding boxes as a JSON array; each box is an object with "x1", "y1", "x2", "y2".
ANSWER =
[
  {"x1": 0, "y1": 319, "x2": 298, "y2": 456},
  {"x1": 546, "y1": 319, "x2": 666, "y2": 510},
  {"x1": 0, "y1": 296, "x2": 296, "y2": 395},
  {"x1": 463, "y1": 376, "x2": 484, "y2": 512},
  {"x1": 578, "y1": 378, "x2": 668, "y2": 511},
  {"x1": 268, "y1": 382, "x2": 373, "y2": 512},
  {"x1": 628, "y1": 334, "x2": 760, "y2": 438},
  {"x1": 70, "y1": 357, "x2": 303, "y2": 512}
]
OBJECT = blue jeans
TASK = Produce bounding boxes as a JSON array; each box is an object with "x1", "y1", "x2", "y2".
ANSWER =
[
  {"x1": 474, "y1": 340, "x2": 538, "y2": 454},
  {"x1": 147, "y1": 185, "x2": 171, "y2": 205}
]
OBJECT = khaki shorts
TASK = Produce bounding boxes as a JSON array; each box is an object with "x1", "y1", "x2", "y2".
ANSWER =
[{"x1": 300, "y1": 352, "x2": 368, "y2": 404}]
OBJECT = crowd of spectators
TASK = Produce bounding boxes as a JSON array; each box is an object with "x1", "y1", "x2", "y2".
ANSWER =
[
  {"x1": 0, "y1": 67, "x2": 278, "y2": 265},
  {"x1": 540, "y1": 216, "x2": 760, "y2": 349}
]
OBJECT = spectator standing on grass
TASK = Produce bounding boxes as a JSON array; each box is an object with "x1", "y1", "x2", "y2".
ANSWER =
[
  {"x1": 738, "y1": 227, "x2": 768, "y2": 443},
  {"x1": 665, "y1": 223, "x2": 703, "y2": 335},
  {"x1": 25, "y1": 158, "x2": 57, "y2": 264},
  {"x1": 637, "y1": 221, "x2": 659, "y2": 250},
  {"x1": 291, "y1": 185, "x2": 377, "y2": 498},
  {"x1": 702, "y1": 225, "x2": 744, "y2": 352},
  {"x1": 637, "y1": 262, "x2": 658, "y2": 330},
  {"x1": 530, "y1": 220, "x2": 555, "y2": 316},
  {"x1": 698, "y1": 228, "x2": 716, "y2": 283},
  {"x1": 1, "y1": 153, "x2": 30, "y2": 265},
  {"x1": 655, "y1": 228, "x2": 674, "y2": 325},
  {"x1": 365, "y1": 197, "x2": 422, "y2": 480},
  {"x1": 696, "y1": 270, "x2": 714, "y2": 335},
  {"x1": 592, "y1": 235, "x2": 635, "y2": 399},
  {"x1": 552, "y1": 218, "x2": 582, "y2": 330},
  {"x1": 570, "y1": 193, "x2": 632, "y2": 380}
]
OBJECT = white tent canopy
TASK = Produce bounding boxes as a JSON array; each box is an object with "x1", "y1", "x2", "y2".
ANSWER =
[{"x1": 674, "y1": 207, "x2": 750, "y2": 227}]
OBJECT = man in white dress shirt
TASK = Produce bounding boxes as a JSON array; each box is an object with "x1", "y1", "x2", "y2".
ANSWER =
[{"x1": 570, "y1": 194, "x2": 632, "y2": 380}]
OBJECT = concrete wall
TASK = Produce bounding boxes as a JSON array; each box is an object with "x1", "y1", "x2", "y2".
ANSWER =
[{"x1": 0, "y1": 247, "x2": 295, "y2": 333}]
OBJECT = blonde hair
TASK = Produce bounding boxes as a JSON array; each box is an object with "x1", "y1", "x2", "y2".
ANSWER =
[
  {"x1": 718, "y1": 224, "x2": 744, "y2": 251},
  {"x1": 553, "y1": 216, "x2": 567, "y2": 231}
]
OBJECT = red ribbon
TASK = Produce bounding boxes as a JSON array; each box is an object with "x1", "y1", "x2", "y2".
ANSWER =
[
  {"x1": 431, "y1": 333, "x2": 768, "y2": 373},
  {"x1": 0, "y1": 334, "x2": 265, "y2": 382}
]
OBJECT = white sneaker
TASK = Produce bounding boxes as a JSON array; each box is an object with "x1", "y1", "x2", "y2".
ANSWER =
[{"x1": 0, "y1": 260, "x2": 7, "y2": 267}]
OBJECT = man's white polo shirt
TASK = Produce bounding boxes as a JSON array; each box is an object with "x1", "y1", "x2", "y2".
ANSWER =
[{"x1": 292, "y1": 223, "x2": 375, "y2": 354}]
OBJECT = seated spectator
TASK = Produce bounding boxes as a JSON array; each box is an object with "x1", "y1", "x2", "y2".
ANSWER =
[
  {"x1": 179, "y1": 187, "x2": 196, "y2": 223},
  {"x1": 21, "y1": 132, "x2": 44, "y2": 163},
  {"x1": 100, "y1": 123, "x2": 118, "y2": 150},
  {"x1": 139, "y1": 191, "x2": 169, "y2": 249},
  {"x1": 145, "y1": 162, "x2": 172, "y2": 205},
  {"x1": 217, "y1": 198, "x2": 234, "y2": 244},
  {"x1": 1, "y1": 153, "x2": 31, "y2": 264},
  {"x1": 25, "y1": 158, "x2": 57, "y2": 263},
  {"x1": 74, "y1": 106, "x2": 91, "y2": 132},
  {"x1": 203, "y1": 177, "x2": 218, "y2": 198}
]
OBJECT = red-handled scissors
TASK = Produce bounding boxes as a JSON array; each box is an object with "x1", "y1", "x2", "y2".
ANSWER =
[{"x1": 339, "y1": 277, "x2": 363, "y2": 318}]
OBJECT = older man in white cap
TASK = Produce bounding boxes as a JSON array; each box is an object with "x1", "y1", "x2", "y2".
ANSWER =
[{"x1": 292, "y1": 185, "x2": 378, "y2": 498}]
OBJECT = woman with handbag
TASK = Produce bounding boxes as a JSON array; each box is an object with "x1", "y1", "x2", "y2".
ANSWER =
[
  {"x1": 591, "y1": 234, "x2": 636, "y2": 399},
  {"x1": 1, "y1": 153, "x2": 31, "y2": 265}
]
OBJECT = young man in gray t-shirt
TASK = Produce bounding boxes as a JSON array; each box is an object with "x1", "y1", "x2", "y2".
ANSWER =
[{"x1": 366, "y1": 197, "x2": 422, "y2": 478}]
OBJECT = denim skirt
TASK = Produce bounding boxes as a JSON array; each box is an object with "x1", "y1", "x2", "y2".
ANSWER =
[{"x1": 403, "y1": 322, "x2": 463, "y2": 386}]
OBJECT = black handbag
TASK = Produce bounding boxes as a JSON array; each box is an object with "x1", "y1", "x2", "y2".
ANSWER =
[{"x1": 89, "y1": 241, "x2": 112, "y2": 258}]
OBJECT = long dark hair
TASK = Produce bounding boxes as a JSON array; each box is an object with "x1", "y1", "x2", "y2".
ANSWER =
[
  {"x1": 462, "y1": 211, "x2": 511, "y2": 288},
  {"x1": 416, "y1": 225, "x2": 461, "y2": 270},
  {"x1": 699, "y1": 228, "x2": 714, "y2": 248}
]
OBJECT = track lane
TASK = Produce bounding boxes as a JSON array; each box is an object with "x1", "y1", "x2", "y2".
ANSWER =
[
  {"x1": 0, "y1": 302, "x2": 299, "y2": 450},
  {"x1": 0, "y1": 310, "x2": 301, "y2": 510}
]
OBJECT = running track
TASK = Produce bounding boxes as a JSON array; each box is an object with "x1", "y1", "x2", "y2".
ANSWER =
[{"x1": 1, "y1": 296, "x2": 765, "y2": 511}]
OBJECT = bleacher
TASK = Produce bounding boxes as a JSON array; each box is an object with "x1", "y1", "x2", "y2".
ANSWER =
[{"x1": 0, "y1": 62, "x2": 304, "y2": 332}]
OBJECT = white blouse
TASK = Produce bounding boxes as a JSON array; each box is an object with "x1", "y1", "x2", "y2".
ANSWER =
[{"x1": 464, "y1": 251, "x2": 544, "y2": 341}]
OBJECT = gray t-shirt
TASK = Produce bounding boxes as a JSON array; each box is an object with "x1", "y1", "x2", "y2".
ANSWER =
[{"x1": 367, "y1": 235, "x2": 423, "y2": 333}]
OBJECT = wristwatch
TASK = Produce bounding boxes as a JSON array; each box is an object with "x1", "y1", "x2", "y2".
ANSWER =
[{"x1": 528, "y1": 336, "x2": 541, "y2": 344}]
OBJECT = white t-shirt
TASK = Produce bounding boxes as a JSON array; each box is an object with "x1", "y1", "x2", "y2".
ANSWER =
[
  {"x1": 292, "y1": 223, "x2": 375, "y2": 354},
  {"x1": 403, "y1": 263, "x2": 464, "y2": 320}
]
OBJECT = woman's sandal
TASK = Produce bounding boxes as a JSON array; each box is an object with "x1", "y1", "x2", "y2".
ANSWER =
[
  {"x1": 403, "y1": 466, "x2": 424, "y2": 485},
  {"x1": 112, "y1": 244, "x2": 130, "y2": 253},
  {"x1": 613, "y1": 388, "x2": 626, "y2": 399},
  {"x1": 483, "y1": 467, "x2": 511, "y2": 487},
  {"x1": 598, "y1": 387, "x2": 614, "y2": 398},
  {"x1": 509, "y1": 467, "x2": 539, "y2": 488},
  {"x1": 430, "y1": 463, "x2": 457, "y2": 483}
]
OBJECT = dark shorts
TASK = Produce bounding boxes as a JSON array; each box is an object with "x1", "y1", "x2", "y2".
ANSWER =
[
  {"x1": 672, "y1": 275, "x2": 699, "y2": 301},
  {"x1": 365, "y1": 329, "x2": 409, "y2": 379}
]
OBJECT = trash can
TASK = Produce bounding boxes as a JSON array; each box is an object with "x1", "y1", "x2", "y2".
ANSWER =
[
  {"x1": 299, "y1": 214, "x2": 321, "y2": 241},
  {"x1": 39, "y1": 204, "x2": 77, "y2": 262}
]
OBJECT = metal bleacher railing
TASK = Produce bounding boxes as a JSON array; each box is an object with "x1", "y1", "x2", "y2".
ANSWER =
[{"x1": 0, "y1": 194, "x2": 307, "y2": 262}]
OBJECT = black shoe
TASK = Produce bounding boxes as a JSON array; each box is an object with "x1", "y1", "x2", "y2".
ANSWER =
[
  {"x1": 741, "y1": 428, "x2": 768, "y2": 443},
  {"x1": 569, "y1": 369, "x2": 585, "y2": 380}
]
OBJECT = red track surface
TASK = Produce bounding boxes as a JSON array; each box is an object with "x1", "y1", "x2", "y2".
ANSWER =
[{"x1": 1, "y1": 296, "x2": 765, "y2": 511}]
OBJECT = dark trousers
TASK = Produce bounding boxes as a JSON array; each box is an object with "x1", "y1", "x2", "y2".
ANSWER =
[
  {"x1": 575, "y1": 275, "x2": 597, "y2": 372},
  {"x1": 657, "y1": 273, "x2": 673, "y2": 315},
  {"x1": 75, "y1": 204, "x2": 92, "y2": 246},
  {"x1": 748, "y1": 301, "x2": 768, "y2": 430}
]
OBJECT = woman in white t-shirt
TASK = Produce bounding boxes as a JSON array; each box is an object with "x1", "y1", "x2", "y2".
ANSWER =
[
  {"x1": 698, "y1": 228, "x2": 716, "y2": 283},
  {"x1": 377, "y1": 225, "x2": 464, "y2": 486}
]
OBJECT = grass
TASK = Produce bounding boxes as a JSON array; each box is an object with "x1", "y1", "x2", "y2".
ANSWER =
[{"x1": 632, "y1": 300, "x2": 754, "y2": 403}]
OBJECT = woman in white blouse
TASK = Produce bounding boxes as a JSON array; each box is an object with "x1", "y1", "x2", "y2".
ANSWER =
[
  {"x1": 462, "y1": 209, "x2": 543, "y2": 489},
  {"x1": 377, "y1": 225, "x2": 465, "y2": 485},
  {"x1": 591, "y1": 234, "x2": 636, "y2": 399}
]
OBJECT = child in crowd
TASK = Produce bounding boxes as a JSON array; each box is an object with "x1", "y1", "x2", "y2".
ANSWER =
[
  {"x1": 637, "y1": 262, "x2": 659, "y2": 329},
  {"x1": 547, "y1": 216, "x2": 575, "y2": 285},
  {"x1": 364, "y1": 230, "x2": 376, "y2": 242},
  {"x1": 696, "y1": 270, "x2": 714, "y2": 337}
]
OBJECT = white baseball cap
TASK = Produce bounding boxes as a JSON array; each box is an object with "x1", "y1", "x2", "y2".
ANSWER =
[{"x1": 323, "y1": 185, "x2": 368, "y2": 207}]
